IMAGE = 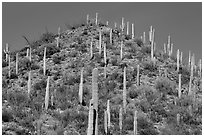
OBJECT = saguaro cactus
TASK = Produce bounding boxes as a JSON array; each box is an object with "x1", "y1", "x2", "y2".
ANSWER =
[
  {"x1": 56, "y1": 37, "x2": 59, "y2": 47},
  {"x1": 132, "y1": 23, "x2": 134, "y2": 39},
  {"x1": 180, "y1": 51, "x2": 183, "y2": 65},
  {"x1": 27, "y1": 71, "x2": 31, "y2": 97},
  {"x1": 137, "y1": 64, "x2": 140, "y2": 86},
  {"x1": 188, "y1": 51, "x2": 191, "y2": 68},
  {"x1": 126, "y1": 21, "x2": 129, "y2": 35},
  {"x1": 121, "y1": 17, "x2": 124, "y2": 32},
  {"x1": 43, "y1": 47, "x2": 47, "y2": 76},
  {"x1": 189, "y1": 54, "x2": 194, "y2": 96},
  {"x1": 164, "y1": 43, "x2": 166, "y2": 54},
  {"x1": 79, "y1": 67, "x2": 84, "y2": 104},
  {"x1": 92, "y1": 68, "x2": 98, "y2": 135},
  {"x1": 119, "y1": 106, "x2": 123, "y2": 134},
  {"x1": 178, "y1": 74, "x2": 181, "y2": 98},
  {"x1": 120, "y1": 40, "x2": 123, "y2": 60},
  {"x1": 8, "y1": 54, "x2": 11, "y2": 78},
  {"x1": 149, "y1": 26, "x2": 153, "y2": 42},
  {"x1": 114, "y1": 22, "x2": 117, "y2": 28},
  {"x1": 107, "y1": 100, "x2": 111, "y2": 133},
  {"x1": 177, "y1": 49, "x2": 180, "y2": 72},
  {"x1": 26, "y1": 47, "x2": 29, "y2": 58},
  {"x1": 16, "y1": 53, "x2": 18, "y2": 75},
  {"x1": 170, "y1": 43, "x2": 173, "y2": 56},
  {"x1": 106, "y1": 21, "x2": 109, "y2": 26},
  {"x1": 177, "y1": 113, "x2": 180, "y2": 125},
  {"x1": 45, "y1": 76, "x2": 50, "y2": 111},
  {"x1": 4, "y1": 43, "x2": 10, "y2": 62},
  {"x1": 87, "y1": 14, "x2": 89, "y2": 24},
  {"x1": 29, "y1": 46, "x2": 32, "y2": 62},
  {"x1": 133, "y1": 110, "x2": 138, "y2": 135},
  {"x1": 87, "y1": 99, "x2": 94, "y2": 135},
  {"x1": 110, "y1": 29, "x2": 112, "y2": 44},
  {"x1": 95, "y1": 13, "x2": 98, "y2": 25},
  {"x1": 104, "y1": 43, "x2": 107, "y2": 78},
  {"x1": 123, "y1": 67, "x2": 127, "y2": 113},
  {"x1": 151, "y1": 28, "x2": 155, "y2": 60},
  {"x1": 90, "y1": 38, "x2": 93, "y2": 58},
  {"x1": 143, "y1": 32, "x2": 146, "y2": 44},
  {"x1": 99, "y1": 31, "x2": 102, "y2": 55},
  {"x1": 104, "y1": 110, "x2": 108, "y2": 134}
]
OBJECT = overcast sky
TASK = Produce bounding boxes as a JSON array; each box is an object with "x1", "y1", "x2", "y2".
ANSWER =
[{"x1": 2, "y1": 2, "x2": 202, "y2": 63}]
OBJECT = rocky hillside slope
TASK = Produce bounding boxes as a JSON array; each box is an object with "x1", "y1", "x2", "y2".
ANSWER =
[{"x1": 2, "y1": 17, "x2": 202, "y2": 135}]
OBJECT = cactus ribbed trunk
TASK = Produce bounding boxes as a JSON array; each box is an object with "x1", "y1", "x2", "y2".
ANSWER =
[
  {"x1": 104, "y1": 110, "x2": 108, "y2": 134},
  {"x1": 90, "y1": 38, "x2": 93, "y2": 58},
  {"x1": 188, "y1": 51, "x2": 191, "y2": 69},
  {"x1": 92, "y1": 68, "x2": 98, "y2": 135},
  {"x1": 45, "y1": 76, "x2": 50, "y2": 111},
  {"x1": 126, "y1": 21, "x2": 129, "y2": 35},
  {"x1": 8, "y1": 54, "x2": 11, "y2": 78},
  {"x1": 110, "y1": 29, "x2": 112, "y2": 44},
  {"x1": 99, "y1": 31, "x2": 102, "y2": 55},
  {"x1": 170, "y1": 44, "x2": 173, "y2": 56},
  {"x1": 149, "y1": 26, "x2": 153, "y2": 42},
  {"x1": 143, "y1": 32, "x2": 146, "y2": 44},
  {"x1": 164, "y1": 43, "x2": 166, "y2": 54},
  {"x1": 177, "y1": 49, "x2": 180, "y2": 72},
  {"x1": 43, "y1": 47, "x2": 47, "y2": 76},
  {"x1": 189, "y1": 54, "x2": 194, "y2": 96},
  {"x1": 122, "y1": 17, "x2": 124, "y2": 32},
  {"x1": 29, "y1": 47, "x2": 32, "y2": 62},
  {"x1": 87, "y1": 14, "x2": 89, "y2": 24},
  {"x1": 178, "y1": 74, "x2": 181, "y2": 99},
  {"x1": 95, "y1": 13, "x2": 98, "y2": 25},
  {"x1": 79, "y1": 67, "x2": 84, "y2": 104},
  {"x1": 133, "y1": 110, "x2": 137, "y2": 135},
  {"x1": 107, "y1": 100, "x2": 111, "y2": 132},
  {"x1": 28, "y1": 71, "x2": 31, "y2": 97},
  {"x1": 132, "y1": 23, "x2": 134, "y2": 39},
  {"x1": 87, "y1": 99, "x2": 94, "y2": 135},
  {"x1": 123, "y1": 67, "x2": 127, "y2": 113},
  {"x1": 120, "y1": 41, "x2": 123, "y2": 60},
  {"x1": 16, "y1": 53, "x2": 18, "y2": 75},
  {"x1": 137, "y1": 65, "x2": 140, "y2": 86},
  {"x1": 26, "y1": 48, "x2": 29, "y2": 58},
  {"x1": 180, "y1": 51, "x2": 183, "y2": 65},
  {"x1": 119, "y1": 107, "x2": 123, "y2": 134}
]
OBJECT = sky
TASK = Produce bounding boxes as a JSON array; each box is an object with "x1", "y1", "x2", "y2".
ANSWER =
[{"x1": 2, "y1": 2, "x2": 202, "y2": 63}]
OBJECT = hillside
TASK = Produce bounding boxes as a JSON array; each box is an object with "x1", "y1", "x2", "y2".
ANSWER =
[{"x1": 2, "y1": 15, "x2": 202, "y2": 135}]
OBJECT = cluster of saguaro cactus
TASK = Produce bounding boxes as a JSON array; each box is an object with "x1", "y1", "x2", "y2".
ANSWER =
[
  {"x1": 4, "y1": 43, "x2": 10, "y2": 62},
  {"x1": 43, "y1": 47, "x2": 47, "y2": 76},
  {"x1": 45, "y1": 76, "x2": 50, "y2": 111},
  {"x1": 79, "y1": 67, "x2": 84, "y2": 104},
  {"x1": 87, "y1": 68, "x2": 99, "y2": 135}
]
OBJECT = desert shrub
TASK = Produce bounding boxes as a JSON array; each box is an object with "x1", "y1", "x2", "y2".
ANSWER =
[
  {"x1": 9, "y1": 73, "x2": 18, "y2": 79},
  {"x1": 178, "y1": 66, "x2": 190, "y2": 85},
  {"x1": 33, "y1": 79, "x2": 47, "y2": 91},
  {"x1": 143, "y1": 60, "x2": 158, "y2": 73},
  {"x1": 75, "y1": 44, "x2": 88, "y2": 53},
  {"x1": 39, "y1": 32, "x2": 56, "y2": 44},
  {"x1": 110, "y1": 56, "x2": 118, "y2": 66},
  {"x1": 2, "y1": 109, "x2": 13, "y2": 122},
  {"x1": 2, "y1": 60, "x2": 8, "y2": 67},
  {"x1": 134, "y1": 38, "x2": 143, "y2": 47},
  {"x1": 68, "y1": 50, "x2": 78, "y2": 58},
  {"x1": 140, "y1": 45, "x2": 151, "y2": 55},
  {"x1": 155, "y1": 77, "x2": 175, "y2": 95},
  {"x1": 137, "y1": 117, "x2": 158, "y2": 135},
  {"x1": 19, "y1": 57, "x2": 32, "y2": 71}
]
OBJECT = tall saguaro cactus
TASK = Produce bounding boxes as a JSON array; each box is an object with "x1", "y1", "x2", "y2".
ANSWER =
[
  {"x1": 131, "y1": 23, "x2": 134, "y2": 39},
  {"x1": 79, "y1": 67, "x2": 84, "y2": 104},
  {"x1": 28, "y1": 71, "x2": 31, "y2": 97},
  {"x1": 177, "y1": 49, "x2": 180, "y2": 72},
  {"x1": 121, "y1": 17, "x2": 124, "y2": 32},
  {"x1": 119, "y1": 107, "x2": 123, "y2": 134},
  {"x1": 123, "y1": 67, "x2": 127, "y2": 113},
  {"x1": 107, "y1": 100, "x2": 111, "y2": 133},
  {"x1": 188, "y1": 51, "x2": 191, "y2": 68},
  {"x1": 104, "y1": 110, "x2": 108, "y2": 134},
  {"x1": 189, "y1": 54, "x2": 194, "y2": 96},
  {"x1": 8, "y1": 54, "x2": 11, "y2": 78},
  {"x1": 29, "y1": 46, "x2": 32, "y2": 62},
  {"x1": 164, "y1": 43, "x2": 166, "y2": 54},
  {"x1": 149, "y1": 26, "x2": 153, "y2": 42},
  {"x1": 45, "y1": 76, "x2": 50, "y2": 111},
  {"x1": 4, "y1": 43, "x2": 10, "y2": 62},
  {"x1": 178, "y1": 74, "x2": 181, "y2": 98},
  {"x1": 99, "y1": 31, "x2": 102, "y2": 55},
  {"x1": 87, "y1": 99, "x2": 94, "y2": 135},
  {"x1": 126, "y1": 21, "x2": 129, "y2": 35},
  {"x1": 133, "y1": 110, "x2": 138, "y2": 135},
  {"x1": 151, "y1": 28, "x2": 155, "y2": 60},
  {"x1": 43, "y1": 47, "x2": 47, "y2": 76},
  {"x1": 120, "y1": 40, "x2": 123, "y2": 60},
  {"x1": 104, "y1": 42, "x2": 107, "y2": 78},
  {"x1": 137, "y1": 65, "x2": 140, "y2": 86},
  {"x1": 92, "y1": 68, "x2": 98, "y2": 135},
  {"x1": 143, "y1": 32, "x2": 146, "y2": 44},
  {"x1": 110, "y1": 29, "x2": 112, "y2": 44},
  {"x1": 16, "y1": 53, "x2": 18, "y2": 75},
  {"x1": 95, "y1": 13, "x2": 98, "y2": 25},
  {"x1": 180, "y1": 51, "x2": 183, "y2": 65},
  {"x1": 170, "y1": 43, "x2": 173, "y2": 56}
]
